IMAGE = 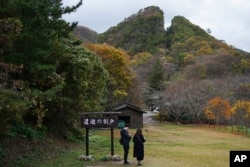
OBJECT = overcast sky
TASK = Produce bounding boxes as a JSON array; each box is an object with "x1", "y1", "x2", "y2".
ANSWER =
[{"x1": 62, "y1": 0, "x2": 250, "y2": 52}]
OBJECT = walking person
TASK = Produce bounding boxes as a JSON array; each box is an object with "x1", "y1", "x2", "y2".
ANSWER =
[
  {"x1": 133, "y1": 128, "x2": 146, "y2": 165},
  {"x1": 120, "y1": 125, "x2": 133, "y2": 164}
]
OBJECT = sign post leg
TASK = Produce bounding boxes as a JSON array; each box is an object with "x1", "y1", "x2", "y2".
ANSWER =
[
  {"x1": 86, "y1": 128, "x2": 89, "y2": 156},
  {"x1": 111, "y1": 127, "x2": 114, "y2": 156}
]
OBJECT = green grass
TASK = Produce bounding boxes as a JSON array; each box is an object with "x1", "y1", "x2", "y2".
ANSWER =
[{"x1": 38, "y1": 123, "x2": 250, "y2": 167}]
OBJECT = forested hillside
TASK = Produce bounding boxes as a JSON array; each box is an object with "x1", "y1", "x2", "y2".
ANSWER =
[
  {"x1": 98, "y1": 6, "x2": 166, "y2": 55},
  {"x1": 73, "y1": 25, "x2": 98, "y2": 43},
  {"x1": 94, "y1": 6, "x2": 250, "y2": 125}
]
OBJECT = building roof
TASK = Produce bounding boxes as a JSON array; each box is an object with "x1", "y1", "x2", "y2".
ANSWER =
[{"x1": 114, "y1": 103, "x2": 146, "y2": 114}]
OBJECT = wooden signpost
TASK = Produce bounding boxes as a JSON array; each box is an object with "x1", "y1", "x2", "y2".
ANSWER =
[{"x1": 80, "y1": 112, "x2": 120, "y2": 157}]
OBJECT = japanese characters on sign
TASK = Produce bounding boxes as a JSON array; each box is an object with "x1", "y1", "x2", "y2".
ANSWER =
[{"x1": 81, "y1": 117, "x2": 117, "y2": 128}]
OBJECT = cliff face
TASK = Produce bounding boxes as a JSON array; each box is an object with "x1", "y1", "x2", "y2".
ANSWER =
[{"x1": 98, "y1": 6, "x2": 166, "y2": 55}]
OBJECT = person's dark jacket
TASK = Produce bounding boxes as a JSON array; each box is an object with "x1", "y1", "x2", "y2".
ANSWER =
[
  {"x1": 133, "y1": 134, "x2": 146, "y2": 160},
  {"x1": 120, "y1": 128, "x2": 131, "y2": 146}
]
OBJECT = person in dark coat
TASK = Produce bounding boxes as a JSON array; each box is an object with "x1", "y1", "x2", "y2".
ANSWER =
[
  {"x1": 120, "y1": 125, "x2": 133, "y2": 164},
  {"x1": 133, "y1": 128, "x2": 146, "y2": 165}
]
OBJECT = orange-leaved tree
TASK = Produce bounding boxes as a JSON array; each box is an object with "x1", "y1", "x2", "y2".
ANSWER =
[
  {"x1": 205, "y1": 97, "x2": 232, "y2": 125},
  {"x1": 85, "y1": 43, "x2": 135, "y2": 109}
]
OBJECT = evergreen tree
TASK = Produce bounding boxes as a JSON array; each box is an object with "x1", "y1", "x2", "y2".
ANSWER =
[
  {"x1": 144, "y1": 58, "x2": 164, "y2": 110},
  {"x1": 0, "y1": 0, "x2": 109, "y2": 138},
  {"x1": 147, "y1": 58, "x2": 164, "y2": 91}
]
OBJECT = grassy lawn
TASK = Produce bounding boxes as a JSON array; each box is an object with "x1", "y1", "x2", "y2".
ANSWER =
[{"x1": 38, "y1": 122, "x2": 250, "y2": 167}]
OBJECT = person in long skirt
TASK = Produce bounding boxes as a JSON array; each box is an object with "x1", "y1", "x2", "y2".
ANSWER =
[{"x1": 133, "y1": 128, "x2": 146, "y2": 165}]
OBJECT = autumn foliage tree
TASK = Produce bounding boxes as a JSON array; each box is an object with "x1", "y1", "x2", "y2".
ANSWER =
[
  {"x1": 205, "y1": 97, "x2": 232, "y2": 125},
  {"x1": 231, "y1": 100, "x2": 250, "y2": 127},
  {"x1": 85, "y1": 43, "x2": 134, "y2": 110}
]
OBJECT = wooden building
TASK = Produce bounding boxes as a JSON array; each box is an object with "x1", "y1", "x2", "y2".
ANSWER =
[{"x1": 114, "y1": 103, "x2": 146, "y2": 129}]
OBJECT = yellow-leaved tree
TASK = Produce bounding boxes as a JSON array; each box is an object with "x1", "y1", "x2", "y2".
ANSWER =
[
  {"x1": 85, "y1": 43, "x2": 135, "y2": 109},
  {"x1": 231, "y1": 100, "x2": 250, "y2": 129}
]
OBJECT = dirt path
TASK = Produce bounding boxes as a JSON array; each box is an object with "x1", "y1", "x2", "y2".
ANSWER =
[{"x1": 143, "y1": 111, "x2": 159, "y2": 123}]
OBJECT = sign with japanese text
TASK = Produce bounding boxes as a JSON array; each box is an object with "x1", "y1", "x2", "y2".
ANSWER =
[{"x1": 81, "y1": 117, "x2": 117, "y2": 128}]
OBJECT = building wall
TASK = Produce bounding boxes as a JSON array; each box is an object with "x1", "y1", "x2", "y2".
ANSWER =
[{"x1": 118, "y1": 108, "x2": 143, "y2": 129}]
